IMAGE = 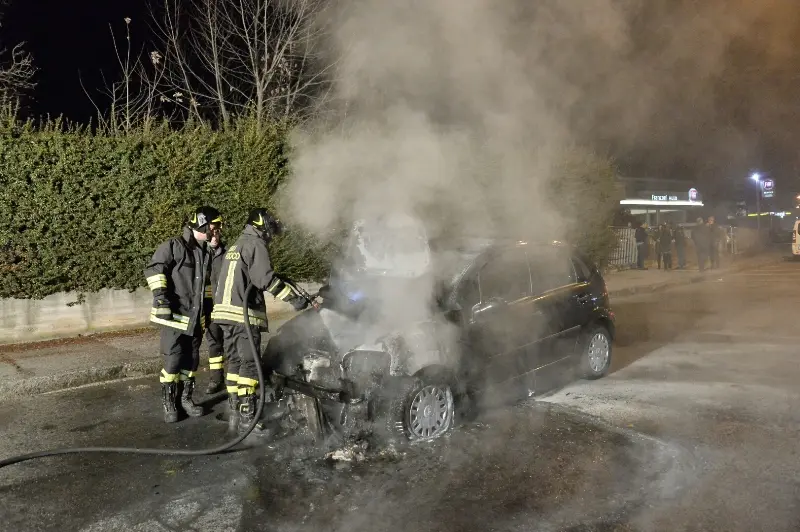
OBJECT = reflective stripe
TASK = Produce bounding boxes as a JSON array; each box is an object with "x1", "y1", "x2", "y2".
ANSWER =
[
  {"x1": 238, "y1": 386, "x2": 256, "y2": 396},
  {"x1": 211, "y1": 305, "x2": 267, "y2": 326},
  {"x1": 179, "y1": 370, "x2": 195, "y2": 381},
  {"x1": 204, "y1": 285, "x2": 213, "y2": 299},
  {"x1": 222, "y1": 259, "x2": 237, "y2": 306},
  {"x1": 209, "y1": 310, "x2": 266, "y2": 327},
  {"x1": 211, "y1": 303, "x2": 267, "y2": 320},
  {"x1": 226, "y1": 373, "x2": 240, "y2": 382},
  {"x1": 267, "y1": 277, "x2": 283, "y2": 293},
  {"x1": 150, "y1": 309, "x2": 190, "y2": 331},
  {"x1": 276, "y1": 286, "x2": 293, "y2": 301},
  {"x1": 152, "y1": 307, "x2": 172, "y2": 317},
  {"x1": 227, "y1": 385, "x2": 239, "y2": 393},
  {"x1": 238, "y1": 376, "x2": 258, "y2": 387},
  {"x1": 210, "y1": 363, "x2": 223, "y2": 370},
  {"x1": 209, "y1": 356, "x2": 224, "y2": 364},
  {"x1": 160, "y1": 369, "x2": 179, "y2": 383},
  {"x1": 147, "y1": 274, "x2": 168, "y2": 290}
]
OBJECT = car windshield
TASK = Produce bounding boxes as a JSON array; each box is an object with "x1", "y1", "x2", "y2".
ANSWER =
[{"x1": 343, "y1": 216, "x2": 432, "y2": 278}]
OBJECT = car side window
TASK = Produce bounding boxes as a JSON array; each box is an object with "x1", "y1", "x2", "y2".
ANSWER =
[
  {"x1": 479, "y1": 249, "x2": 531, "y2": 302},
  {"x1": 528, "y1": 251, "x2": 576, "y2": 294},
  {"x1": 572, "y1": 257, "x2": 593, "y2": 283}
]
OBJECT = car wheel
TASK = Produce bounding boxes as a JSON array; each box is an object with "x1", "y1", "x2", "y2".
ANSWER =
[
  {"x1": 387, "y1": 375, "x2": 455, "y2": 443},
  {"x1": 580, "y1": 325, "x2": 612, "y2": 380}
]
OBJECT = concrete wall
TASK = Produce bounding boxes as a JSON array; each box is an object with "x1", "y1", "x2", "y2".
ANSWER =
[{"x1": 0, "y1": 283, "x2": 321, "y2": 346}]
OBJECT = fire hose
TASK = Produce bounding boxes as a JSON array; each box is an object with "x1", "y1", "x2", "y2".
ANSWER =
[{"x1": 0, "y1": 281, "x2": 316, "y2": 470}]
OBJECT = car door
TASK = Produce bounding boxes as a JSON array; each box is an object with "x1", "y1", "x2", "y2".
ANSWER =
[
  {"x1": 464, "y1": 248, "x2": 537, "y2": 392},
  {"x1": 526, "y1": 249, "x2": 583, "y2": 377}
]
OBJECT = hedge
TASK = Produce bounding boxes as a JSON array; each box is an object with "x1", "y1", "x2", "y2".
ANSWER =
[
  {"x1": 0, "y1": 117, "x2": 620, "y2": 300},
  {"x1": 0, "y1": 119, "x2": 331, "y2": 299}
]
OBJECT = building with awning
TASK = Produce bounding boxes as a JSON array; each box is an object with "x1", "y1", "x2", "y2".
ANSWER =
[{"x1": 618, "y1": 177, "x2": 704, "y2": 225}]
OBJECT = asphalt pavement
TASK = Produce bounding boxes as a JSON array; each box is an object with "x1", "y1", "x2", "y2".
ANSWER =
[{"x1": 0, "y1": 255, "x2": 798, "y2": 531}]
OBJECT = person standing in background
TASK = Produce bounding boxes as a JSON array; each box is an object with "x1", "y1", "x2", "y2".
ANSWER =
[
  {"x1": 692, "y1": 217, "x2": 710, "y2": 272},
  {"x1": 673, "y1": 223, "x2": 687, "y2": 269},
  {"x1": 635, "y1": 221, "x2": 648, "y2": 270},
  {"x1": 708, "y1": 216, "x2": 722, "y2": 269},
  {"x1": 659, "y1": 223, "x2": 673, "y2": 270}
]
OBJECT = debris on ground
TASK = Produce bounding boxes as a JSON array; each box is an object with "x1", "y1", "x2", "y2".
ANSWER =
[{"x1": 325, "y1": 440, "x2": 369, "y2": 463}]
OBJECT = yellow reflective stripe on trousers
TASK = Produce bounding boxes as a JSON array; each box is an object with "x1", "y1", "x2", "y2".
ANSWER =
[
  {"x1": 209, "y1": 355, "x2": 224, "y2": 370},
  {"x1": 204, "y1": 285, "x2": 213, "y2": 298},
  {"x1": 180, "y1": 370, "x2": 195, "y2": 381},
  {"x1": 227, "y1": 386, "x2": 239, "y2": 393},
  {"x1": 147, "y1": 274, "x2": 168, "y2": 290},
  {"x1": 160, "y1": 369, "x2": 179, "y2": 383},
  {"x1": 209, "y1": 356, "x2": 224, "y2": 364}
]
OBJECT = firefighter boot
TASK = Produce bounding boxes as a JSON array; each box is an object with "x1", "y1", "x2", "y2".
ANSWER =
[
  {"x1": 205, "y1": 370, "x2": 224, "y2": 395},
  {"x1": 161, "y1": 382, "x2": 179, "y2": 423},
  {"x1": 238, "y1": 394, "x2": 274, "y2": 438},
  {"x1": 227, "y1": 394, "x2": 240, "y2": 433},
  {"x1": 179, "y1": 378, "x2": 205, "y2": 417}
]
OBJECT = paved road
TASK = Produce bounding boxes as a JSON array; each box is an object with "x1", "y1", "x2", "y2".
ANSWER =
[{"x1": 1, "y1": 257, "x2": 799, "y2": 531}]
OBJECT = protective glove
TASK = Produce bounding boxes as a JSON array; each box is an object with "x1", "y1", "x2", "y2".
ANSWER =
[
  {"x1": 290, "y1": 294, "x2": 309, "y2": 311},
  {"x1": 153, "y1": 295, "x2": 173, "y2": 321}
]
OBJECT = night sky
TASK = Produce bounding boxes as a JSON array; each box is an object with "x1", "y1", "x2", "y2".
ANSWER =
[{"x1": 5, "y1": 0, "x2": 800, "y2": 205}]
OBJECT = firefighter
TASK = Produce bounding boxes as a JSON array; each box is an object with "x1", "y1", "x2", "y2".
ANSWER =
[
  {"x1": 211, "y1": 208, "x2": 308, "y2": 436},
  {"x1": 144, "y1": 206, "x2": 223, "y2": 423},
  {"x1": 204, "y1": 225, "x2": 227, "y2": 395}
]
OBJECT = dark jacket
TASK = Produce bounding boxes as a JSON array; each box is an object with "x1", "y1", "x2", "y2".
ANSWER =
[
  {"x1": 144, "y1": 226, "x2": 212, "y2": 334},
  {"x1": 674, "y1": 226, "x2": 686, "y2": 249},
  {"x1": 635, "y1": 226, "x2": 648, "y2": 244},
  {"x1": 211, "y1": 225, "x2": 299, "y2": 330},
  {"x1": 692, "y1": 224, "x2": 710, "y2": 249},
  {"x1": 205, "y1": 239, "x2": 227, "y2": 322},
  {"x1": 658, "y1": 227, "x2": 673, "y2": 251}
]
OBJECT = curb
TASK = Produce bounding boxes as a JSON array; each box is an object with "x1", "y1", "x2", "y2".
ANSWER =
[{"x1": 0, "y1": 358, "x2": 164, "y2": 401}]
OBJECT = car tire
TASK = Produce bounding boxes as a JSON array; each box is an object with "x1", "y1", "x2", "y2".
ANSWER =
[
  {"x1": 385, "y1": 374, "x2": 456, "y2": 443},
  {"x1": 580, "y1": 325, "x2": 612, "y2": 380}
]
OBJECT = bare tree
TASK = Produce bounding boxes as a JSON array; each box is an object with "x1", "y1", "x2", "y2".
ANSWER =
[
  {"x1": 85, "y1": 17, "x2": 172, "y2": 134},
  {"x1": 0, "y1": 0, "x2": 36, "y2": 107},
  {"x1": 151, "y1": 0, "x2": 336, "y2": 128}
]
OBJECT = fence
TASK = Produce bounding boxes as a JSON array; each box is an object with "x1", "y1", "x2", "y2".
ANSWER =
[{"x1": 607, "y1": 227, "x2": 638, "y2": 270}]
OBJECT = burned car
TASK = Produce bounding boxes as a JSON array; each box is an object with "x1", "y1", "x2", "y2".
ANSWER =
[{"x1": 266, "y1": 218, "x2": 615, "y2": 443}]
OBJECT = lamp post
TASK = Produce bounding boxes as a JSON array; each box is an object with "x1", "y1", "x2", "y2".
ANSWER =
[{"x1": 751, "y1": 172, "x2": 761, "y2": 232}]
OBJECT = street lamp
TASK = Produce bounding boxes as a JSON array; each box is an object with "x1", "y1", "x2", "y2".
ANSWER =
[{"x1": 751, "y1": 172, "x2": 761, "y2": 231}]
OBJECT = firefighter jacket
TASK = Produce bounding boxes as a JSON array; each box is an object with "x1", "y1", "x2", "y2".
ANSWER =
[
  {"x1": 205, "y1": 239, "x2": 227, "y2": 321},
  {"x1": 211, "y1": 225, "x2": 298, "y2": 330},
  {"x1": 144, "y1": 226, "x2": 212, "y2": 334}
]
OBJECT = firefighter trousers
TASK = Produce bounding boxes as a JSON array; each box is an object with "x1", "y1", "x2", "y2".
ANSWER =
[
  {"x1": 205, "y1": 321, "x2": 225, "y2": 373},
  {"x1": 159, "y1": 327, "x2": 202, "y2": 384},
  {"x1": 220, "y1": 323, "x2": 263, "y2": 397}
]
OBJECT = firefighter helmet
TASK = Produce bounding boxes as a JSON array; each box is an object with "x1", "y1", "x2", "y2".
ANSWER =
[
  {"x1": 188, "y1": 206, "x2": 223, "y2": 233},
  {"x1": 246, "y1": 208, "x2": 284, "y2": 241}
]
